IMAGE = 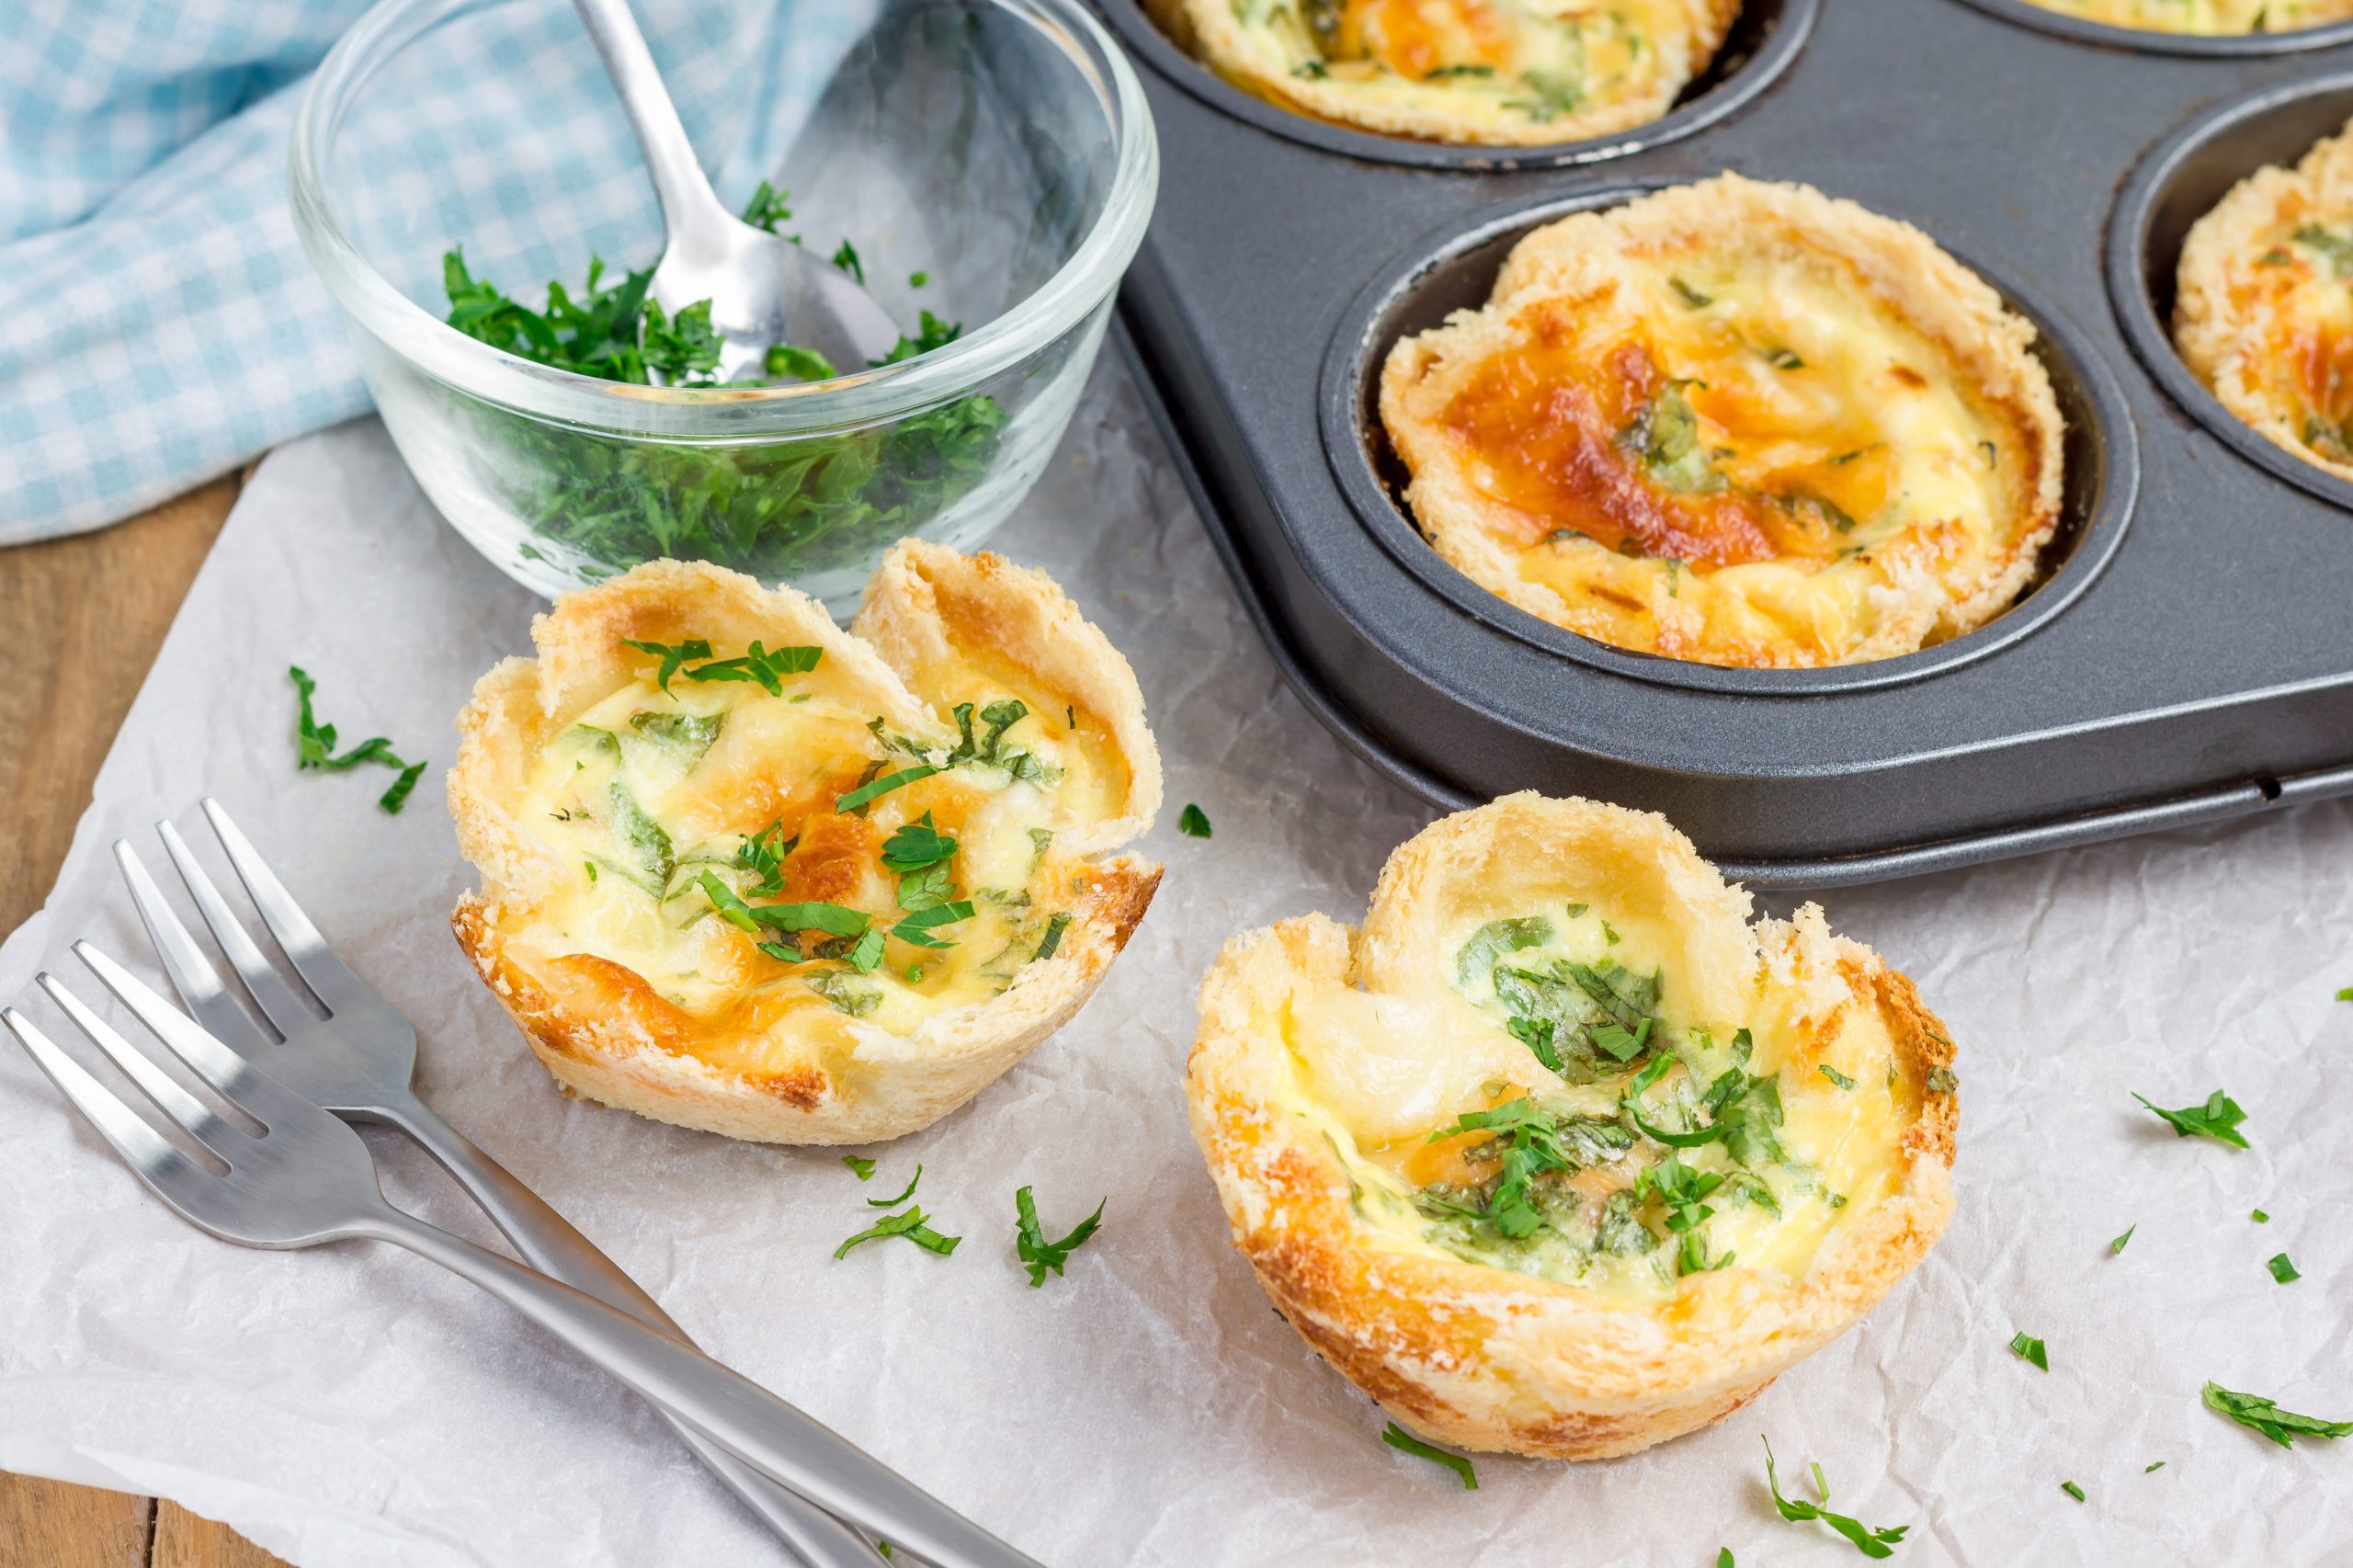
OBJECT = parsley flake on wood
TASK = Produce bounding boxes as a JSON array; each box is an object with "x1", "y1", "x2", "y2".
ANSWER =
[
  {"x1": 1380, "y1": 1423, "x2": 1477, "y2": 1489},
  {"x1": 835, "y1": 1205, "x2": 960, "y2": 1260},
  {"x1": 1761, "y1": 1439, "x2": 1908, "y2": 1558},
  {"x1": 2202, "y1": 1381, "x2": 2353, "y2": 1449},
  {"x1": 1013, "y1": 1186, "x2": 1105, "y2": 1286},
  {"x1": 2267, "y1": 1252, "x2": 2301, "y2": 1284},
  {"x1": 2009, "y1": 1332, "x2": 2049, "y2": 1370},
  {"x1": 843, "y1": 1155, "x2": 875, "y2": 1180},
  {"x1": 1178, "y1": 803, "x2": 1212, "y2": 839},
  {"x1": 2133, "y1": 1089, "x2": 2250, "y2": 1148},
  {"x1": 289, "y1": 666, "x2": 428, "y2": 813}
]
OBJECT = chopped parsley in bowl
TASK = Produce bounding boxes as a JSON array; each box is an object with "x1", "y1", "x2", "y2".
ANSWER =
[{"x1": 290, "y1": 0, "x2": 1155, "y2": 612}]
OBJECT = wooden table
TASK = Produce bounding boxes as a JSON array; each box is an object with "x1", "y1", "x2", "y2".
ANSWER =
[{"x1": 0, "y1": 475, "x2": 291, "y2": 1567}]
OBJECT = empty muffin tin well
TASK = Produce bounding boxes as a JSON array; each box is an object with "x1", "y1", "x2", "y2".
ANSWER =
[
  {"x1": 2109, "y1": 72, "x2": 2353, "y2": 511},
  {"x1": 1323, "y1": 183, "x2": 2135, "y2": 696},
  {"x1": 1095, "y1": 0, "x2": 1815, "y2": 171},
  {"x1": 1109, "y1": 0, "x2": 2353, "y2": 883},
  {"x1": 1945, "y1": 0, "x2": 2353, "y2": 56}
]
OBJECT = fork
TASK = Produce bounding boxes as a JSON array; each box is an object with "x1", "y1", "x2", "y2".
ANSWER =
[
  {"x1": 114, "y1": 801, "x2": 891, "y2": 1568},
  {"x1": 3, "y1": 947, "x2": 1040, "y2": 1568}
]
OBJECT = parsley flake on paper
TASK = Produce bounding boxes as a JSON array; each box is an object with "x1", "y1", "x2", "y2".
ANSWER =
[
  {"x1": 1380, "y1": 1423, "x2": 1477, "y2": 1490},
  {"x1": 834, "y1": 1205, "x2": 961, "y2": 1260},
  {"x1": 1178, "y1": 803, "x2": 1213, "y2": 839},
  {"x1": 289, "y1": 665, "x2": 428, "y2": 813},
  {"x1": 2061, "y1": 1481, "x2": 2086, "y2": 1504},
  {"x1": 2110, "y1": 1224, "x2": 2135, "y2": 1256},
  {"x1": 1013, "y1": 1186, "x2": 1105, "y2": 1286},
  {"x1": 842, "y1": 1155, "x2": 875, "y2": 1180},
  {"x1": 1760, "y1": 1439, "x2": 1908, "y2": 1558},
  {"x1": 2202, "y1": 1381, "x2": 2353, "y2": 1449},
  {"x1": 868, "y1": 1165, "x2": 923, "y2": 1208},
  {"x1": 2267, "y1": 1252, "x2": 2301, "y2": 1284},
  {"x1": 2132, "y1": 1089, "x2": 2250, "y2": 1148},
  {"x1": 2009, "y1": 1332, "x2": 2050, "y2": 1371}
]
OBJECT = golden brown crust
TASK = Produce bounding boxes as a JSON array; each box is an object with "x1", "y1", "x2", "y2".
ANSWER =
[
  {"x1": 1185, "y1": 793, "x2": 1957, "y2": 1460},
  {"x1": 2176, "y1": 116, "x2": 2353, "y2": 484},
  {"x1": 1175, "y1": 0, "x2": 1741, "y2": 148},
  {"x1": 1380, "y1": 174, "x2": 2066, "y2": 668},
  {"x1": 448, "y1": 545, "x2": 1163, "y2": 1145}
]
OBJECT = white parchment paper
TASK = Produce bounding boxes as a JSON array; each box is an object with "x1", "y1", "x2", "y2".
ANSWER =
[{"x1": 2, "y1": 364, "x2": 2349, "y2": 1566}]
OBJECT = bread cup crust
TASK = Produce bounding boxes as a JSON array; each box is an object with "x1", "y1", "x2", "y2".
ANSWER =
[
  {"x1": 1380, "y1": 174, "x2": 2066, "y2": 668},
  {"x1": 449, "y1": 544, "x2": 1163, "y2": 1145},
  {"x1": 2176, "y1": 117, "x2": 2353, "y2": 484},
  {"x1": 1172, "y1": 0, "x2": 1741, "y2": 148},
  {"x1": 1185, "y1": 792, "x2": 1955, "y2": 1460}
]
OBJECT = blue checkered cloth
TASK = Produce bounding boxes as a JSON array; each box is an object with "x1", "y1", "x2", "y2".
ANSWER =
[{"x1": 0, "y1": 0, "x2": 854, "y2": 544}]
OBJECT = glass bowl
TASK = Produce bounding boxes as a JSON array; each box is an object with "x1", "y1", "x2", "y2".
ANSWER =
[{"x1": 290, "y1": 0, "x2": 1156, "y2": 612}]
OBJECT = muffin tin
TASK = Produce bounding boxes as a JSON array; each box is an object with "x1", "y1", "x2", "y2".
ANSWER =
[{"x1": 1103, "y1": 0, "x2": 2353, "y2": 885}]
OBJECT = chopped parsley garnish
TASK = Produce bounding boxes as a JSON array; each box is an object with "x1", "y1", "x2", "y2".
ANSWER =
[
  {"x1": 830, "y1": 238, "x2": 865, "y2": 285},
  {"x1": 289, "y1": 665, "x2": 428, "y2": 813},
  {"x1": 842, "y1": 1155, "x2": 875, "y2": 1180},
  {"x1": 742, "y1": 180, "x2": 793, "y2": 233},
  {"x1": 1670, "y1": 278, "x2": 1712, "y2": 309},
  {"x1": 2337, "y1": 987, "x2": 2353, "y2": 1002},
  {"x1": 1764, "y1": 347, "x2": 1805, "y2": 370},
  {"x1": 2110, "y1": 1224, "x2": 2135, "y2": 1256},
  {"x1": 2133, "y1": 1089, "x2": 2249, "y2": 1148},
  {"x1": 1032, "y1": 911, "x2": 1073, "y2": 961},
  {"x1": 2267, "y1": 1252, "x2": 2301, "y2": 1284},
  {"x1": 1761, "y1": 1439, "x2": 1907, "y2": 1558},
  {"x1": 1013, "y1": 1186, "x2": 1105, "y2": 1286},
  {"x1": 2060, "y1": 1481, "x2": 2085, "y2": 1504},
  {"x1": 836, "y1": 765, "x2": 944, "y2": 814},
  {"x1": 2292, "y1": 223, "x2": 2353, "y2": 277},
  {"x1": 1819, "y1": 1063, "x2": 1857, "y2": 1091},
  {"x1": 620, "y1": 638, "x2": 712, "y2": 692},
  {"x1": 736, "y1": 820, "x2": 794, "y2": 896},
  {"x1": 892, "y1": 899, "x2": 975, "y2": 949},
  {"x1": 763, "y1": 344, "x2": 836, "y2": 382},
  {"x1": 2009, "y1": 1332, "x2": 2049, "y2": 1371},
  {"x1": 867, "y1": 1165, "x2": 922, "y2": 1208},
  {"x1": 1620, "y1": 381, "x2": 1722, "y2": 494},
  {"x1": 834, "y1": 1205, "x2": 961, "y2": 1260},
  {"x1": 1421, "y1": 62, "x2": 1495, "y2": 78},
  {"x1": 881, "y1": 812, "x2": 958, "y2": 871},
  {"x1": 2145, "y1": 1460, "x2": 2165, "y2": 1473},
  {"x1": 1925, "y1": 1067, "x2": 1958, "y2": 1095},
  {"x1": 1178, "y1": 803, "x2": 1213, "y2": 839},
  {"x1": 1425, "y1": 1097, "x2": 1632, "y2": 1241},
  {"x1": 2253, "y1": 1209, "x2": 2269, "y2": 1222},
  {"x1": 1380, "y1": 1423, "x2": 1477, "y2": 1490},
  {"x1": 682, "y1": 641, "x2": 823, "y2": 696},
  {"x1": 1504, "y1": 67, "x2": 1583, "y2": 123},
  {"x1": 2202, "y1": 1381, "x2": 2352, "y2": 1448}
]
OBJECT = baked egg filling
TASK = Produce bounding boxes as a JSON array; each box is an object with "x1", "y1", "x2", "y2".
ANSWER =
[
  {"x1": 504, "y1": 632, "x2": 1130, "y2": 1074},
  {"x1": 2017, "y1": 0, "x2": 2353, "y2": 32},
  {"x1": 1273, "y1": 903, "x2": 1915, "y2": 1299}
]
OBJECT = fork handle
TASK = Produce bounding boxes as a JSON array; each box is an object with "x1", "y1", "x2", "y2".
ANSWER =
[
  {"x1": 377, "y1": 1095, "x2": 888, "y2": 1568},
  {"x1": 354, "y1": 1202, "x2": 1040, "y2": 1568}
]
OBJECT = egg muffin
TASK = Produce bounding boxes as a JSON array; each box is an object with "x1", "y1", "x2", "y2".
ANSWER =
[
  {"x1": 2177, "y1": 117, "x2": 2353, "y2": 484},
  {"x1": 1161, "y1": 0, "x2": 1742, "y2": 147},
  {"x1": 2012, "y1": 0, "x2": 2353, "y2": 34},
  {"x1": 1379, "y1": 175, "x2": 2066, "y2": 668},
  {"x1": 1187, "y1": 793, "x2": 1957, "y2": 1459},
  {"x1": 449, "y1": 544, "x2": 1162, "y2": 1144}
]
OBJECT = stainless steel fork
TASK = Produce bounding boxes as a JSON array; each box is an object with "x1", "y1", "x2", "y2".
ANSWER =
[
  {"x1": 111, "y1": 801, "x2": 895, "y2": 1566},
  {"x1": 3, "y1": 947, "x2": 1038, "y2": 1568}
]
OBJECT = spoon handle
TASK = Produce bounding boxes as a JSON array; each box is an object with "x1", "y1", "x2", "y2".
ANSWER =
[{"x1": 571, "y1": 0, "x2": 731, "y2": 239}]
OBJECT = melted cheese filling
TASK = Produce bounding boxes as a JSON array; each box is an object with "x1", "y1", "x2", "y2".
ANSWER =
[
  {"x1": 2018, "y1": 0, "x2": 2353, "y2": 32},
  {"x1": 2211, "y1": 220, "x2": 2353, "y2": 464},
  {"x1": 1230, "y1": 0, "x2": 1689, "y2": 126},
  {"x1": 1442, "y1": 247, "x2": 2037, "y2": 593},
  {"x1": 503, "y1": 641, "x2": 1128, "y2": 1076},
  {"x1": 1267, "y1": 904, "x2": 1912, "y2": 1301}
]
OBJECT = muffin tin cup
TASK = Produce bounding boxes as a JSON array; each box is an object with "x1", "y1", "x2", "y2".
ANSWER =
[
  {"x1": 1108, "y1": 0, "x2": 2353, "y2": 884},
  {"x1": 1093, "y1": 0, "x2": 1816, "y2": 171},
  {"x1": 1320, "y1": 182, "x2": 2139, "y2": 697},
  {"x1": 1946, "y1": 0, "x2": 2353, "y2": 56},
  {"x1": 2109, "y1": 71, "x2": 2353, "y2": 512}
]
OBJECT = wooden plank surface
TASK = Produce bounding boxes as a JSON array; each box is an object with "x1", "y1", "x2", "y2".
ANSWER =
[{"x1": 0, "y1": 475, "x2": 291, "y2": 1567}]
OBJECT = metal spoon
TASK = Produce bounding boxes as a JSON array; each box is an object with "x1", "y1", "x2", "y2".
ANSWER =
[{"x1": 572, "y1": 0, "x2": 903, "y2": 382}]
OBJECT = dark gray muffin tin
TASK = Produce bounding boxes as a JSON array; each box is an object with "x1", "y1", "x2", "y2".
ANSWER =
[{"x1": 1101, "y1": 0, "x2": 2353, "y2": 884}]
